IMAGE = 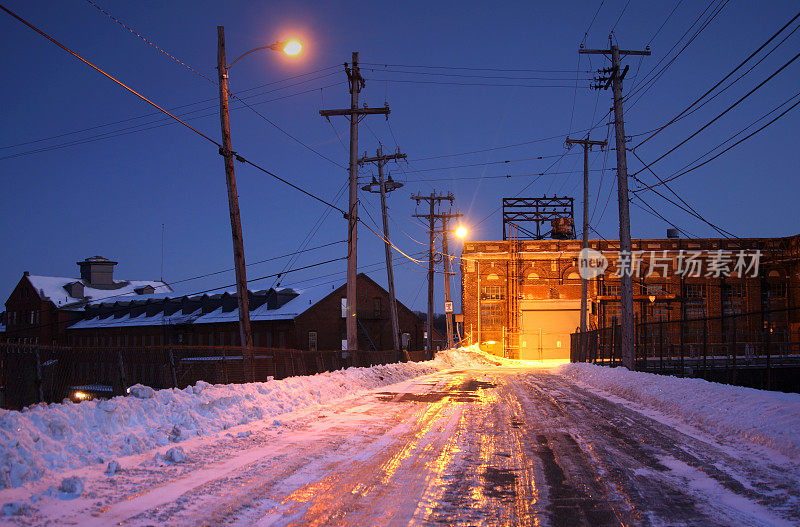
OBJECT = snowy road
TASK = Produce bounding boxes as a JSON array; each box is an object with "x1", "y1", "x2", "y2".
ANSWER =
[{"x1": 7, "y1": 365, "x2": 800, "y2": 526}]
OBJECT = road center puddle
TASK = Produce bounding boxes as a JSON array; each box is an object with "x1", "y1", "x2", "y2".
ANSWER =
[{"x1": 375, "y1": 379, "x2": 496, "y2": 403}]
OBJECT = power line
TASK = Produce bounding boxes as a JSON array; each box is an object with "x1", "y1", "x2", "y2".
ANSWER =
[
  {"x1": 634, "y1": 9, "x2": 800, "y2": 150},
  {"x1": 167, "y1": 240, "x2": 346, "y2": 287},
  {"x1": 583, "y1": 0, "x2": 606, "y2": 43},
  {"x1": 632, "y1": 49, "x2": 800, "y2": 176},
  {"x1": 0, "y1": 67, "x2": 341, "y2": 153},
  {"x1": 0, "y1": 81, "x2": 344, "y2": 162},
  {"x1": 82, "y1": 0, "x2": 346, "y2": 170},
  {"x1": 0, "y1": 5, "x2": 353, "y2": 222},
  {"x1": 84, "y1": 0, "x2": 216, "y2": 85},
  {"x1": 624, "y1": 0, "x2": 729, "y2": 106},
  {"x1": 610, "y1": 0, "x2": 632, "y2": 33},
  {"x1": 360, "y1": 62, "x2": 590, "y2": 73},
  {"x1": 0, "y1": 4, "x2": 222, "y2": 147},
  {"x1": 398, "y1": 168, "x2": 611, "y2": 183},
  {"x1": 647, "y1": 0, "x2": 684, "y2": 47},
  {"x1": 227, "y1": 87, "x2": 347, "y2": 169},
  {"x1": 629, "y1": 150, "x2": 736, "y2": 238},
  {"x1": 363, "y1": 77, "x2": 584, "y2": 89},
  {"x1": 363, "y1": 67, "x2": 592, "y2": 81},
  {"x1": 632, "y1": 92, "x2": 800, "y2": 191}
]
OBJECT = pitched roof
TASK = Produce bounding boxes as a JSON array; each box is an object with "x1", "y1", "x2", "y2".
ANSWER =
[
  {"x1": 26, "y1": 275, "x2": 172, "y2": 310},
  {"x1": 67, "y1": 284, "x2": 332, "y2": 329}
]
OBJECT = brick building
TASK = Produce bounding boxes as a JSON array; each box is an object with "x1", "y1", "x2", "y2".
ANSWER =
[
  {"x1": 1, "y1": 256, "x2": 430, "y2": 353},
  {"x1": 461, "y1": 234, "x2": 800, "y2": 360},
  {"x1": 2, "y1": 256, "x2": 171, "y2": 345},
  {"x1": 65, "y1": 273, "x2": 429, "y2": 352}
]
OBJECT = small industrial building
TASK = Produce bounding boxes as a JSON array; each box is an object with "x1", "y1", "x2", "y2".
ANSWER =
[{"x1": 461, "y1": 233, "x2": 800, "y2": 360}]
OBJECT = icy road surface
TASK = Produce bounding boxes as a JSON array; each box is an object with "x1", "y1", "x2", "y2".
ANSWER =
[{"x1": 6, "y1": 365, "x2": 800, "y2": 526}]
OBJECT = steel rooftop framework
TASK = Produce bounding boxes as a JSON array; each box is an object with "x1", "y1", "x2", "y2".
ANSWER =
[{"x1": 501, "y1": 197, "x2": 576, "y2": 240}]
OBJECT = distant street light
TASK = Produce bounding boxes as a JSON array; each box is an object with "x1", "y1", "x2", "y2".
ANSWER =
[
  {"x1": 216, "y1": 27, "x2": 303, "y2": 381},
  {"x1": 455, "y1": 225, "x2": 468, "y2": 239}
]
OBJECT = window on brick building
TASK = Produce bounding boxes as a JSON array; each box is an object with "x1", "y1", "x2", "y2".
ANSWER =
[
  {"x1": 308, "y1": 331, "x2": 318, "y2": 352},
  {"x1": 480, "y1": 285, "x2": 504, "y2": 300},
  {"x1": 602, "y1": 282, "x2": 621, "y2": 296},
  {"x1": 278, "y1": 331, "x2": 286, "y2": 348},
  {"x1": 480, "y1": 304, "x2": 503, "y2": 328},
  {"x1": 767, "y1": 281, "x2": 787, "y2": 298},
  {"x1": 725, "y1": 283, "x2": 745, "y2": 298},
  {"x1": 684, "y1": 284, "x2": 706, "y2": 298}
]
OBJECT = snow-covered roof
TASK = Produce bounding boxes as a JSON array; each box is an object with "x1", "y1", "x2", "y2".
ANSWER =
[
  {"x1": 26, "y1": 275, "x2": 172, "y2": 310},
  {"x1": 200, "y1": 285, "x2": 333, "y2": 324},
  {"x1": 68, "y1": 283, "x2": 336, "y2": 330},
  {"x1": 68, "y1": 308, "x2": 202, "y2": 330}
]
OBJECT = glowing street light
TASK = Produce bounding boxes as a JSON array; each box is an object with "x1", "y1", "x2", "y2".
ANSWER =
[
  {"x1": 282, "y1": 40, "x2": 302, "y2": 55},
  {"x1": 455, "y1": 225, "x2": 468, "y2": 238},
  {"x1": 227, "y1": 39, "x2": 304, "y2": 70}
]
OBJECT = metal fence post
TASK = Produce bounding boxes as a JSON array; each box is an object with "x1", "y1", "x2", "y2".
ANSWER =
[
  {"x1": 168, "y1": 347, "x2": 178, "y2": 388},
  {"x1": 34, "y1": 345, "x2": 44, "y2": 404},
  {"x1": 659, "y1": 317, "x2": 664, "y2": 372},
  {"x1": 117, "y1": 348, "x2": 127, "y2": 396},
  {"x1": 702, "y1": 316, "x2": 708, "y2": 380}
]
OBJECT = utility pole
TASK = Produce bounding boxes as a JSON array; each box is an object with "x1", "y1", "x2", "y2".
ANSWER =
[
  {"x1": 412, "y1": 192, "x2": 456, "y2": 358},
  {"x1": 566, "y1": 136, "x2": 607, "y2": 360},
  {"x1": 320, "y1": 52, "x2": 390, "y2": 351},
  {"x1": 359, "y1": 146, "x2": 406, "y2": 361},
  {"x1": 581, "y1": 39, "x2": 649, "y2": 371},
  {"x1": 440, "y1": 214, "x2": 461, "y2": 350},
  {"x1": 217, "y1": 26, "x2": 254, "y2": 380}
]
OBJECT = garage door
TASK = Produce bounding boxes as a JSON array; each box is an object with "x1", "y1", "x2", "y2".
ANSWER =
[{"x1": 520, "y1": 308, "x2": 579, "y2": 360}]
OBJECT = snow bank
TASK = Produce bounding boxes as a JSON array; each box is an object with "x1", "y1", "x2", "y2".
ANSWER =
[
  {"x1": 558, "y1": 363, "x2": 800, "y2": 460},
  {"x1": 0, "y1": 359, "x2": 452, "y2": 489}
]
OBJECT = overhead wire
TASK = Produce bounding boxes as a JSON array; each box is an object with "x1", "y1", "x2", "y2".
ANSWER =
[
  {"x1": 631, "y1": 49, "x2": 800, "y2": 177},
  {"x1": 632, "y1": 91, "x2": 800, "y2": 191},
  {"x1": 633, "y1": 9, "x2": 800, "y2": 151}
]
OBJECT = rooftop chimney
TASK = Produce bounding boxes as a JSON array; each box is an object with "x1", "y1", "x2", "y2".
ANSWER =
[{"x1": 77, "y1": 256, "x2": 118, "y2": 286}]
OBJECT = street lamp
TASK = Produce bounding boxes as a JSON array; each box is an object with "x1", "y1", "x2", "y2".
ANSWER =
[
  {"x1": 455, "y1": 225, "x2": 467, "y2": 239},
  {"x1": 226, "y1": 39, "x2": 303, "y2": 70},
  {"x1": 216, "y1": 26, "x2": 302, "y2": 381}
]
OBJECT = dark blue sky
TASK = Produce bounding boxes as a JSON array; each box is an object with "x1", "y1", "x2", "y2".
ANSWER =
[{"x1": 1, "y1": 0, "x2": 798, "y2": 312}]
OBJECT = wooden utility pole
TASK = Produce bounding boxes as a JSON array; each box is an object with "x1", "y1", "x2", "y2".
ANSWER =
[
  {"x1": 412, "y1": 192, "x2": 456, "y2": 357},
  {"x1": 440, "y1": 214, "x2": 461, "y2": 350},
  {"x1": 580, "y1": 39, "x2": 649, "y2": 371},
  {"x1": 359, "y1": 146, "x2": 406, "y2": 360},
  {"x1": 320, "y1": 53, "x2": 390, "y2": 351},
  {"x1": 217, "y1": 26, "x2": 254, "y2": 380},
  {"x1": 566, "y1": 136, "x2": 606, "y2": 360}
]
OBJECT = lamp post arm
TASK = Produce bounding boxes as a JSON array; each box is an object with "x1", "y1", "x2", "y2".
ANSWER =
[{"x1": 226, "y1": 42, "x2": 282, "y2": 71}]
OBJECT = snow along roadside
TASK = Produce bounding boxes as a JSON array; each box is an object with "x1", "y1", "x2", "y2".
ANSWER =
[
  {"x1": 0, "y1": 347, "x2": 494, "y2": 489},
  {"x1": 557, "y1": 362, "x2": 800, "y2": 461}
]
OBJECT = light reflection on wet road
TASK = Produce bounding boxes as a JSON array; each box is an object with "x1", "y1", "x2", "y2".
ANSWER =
[
  {"x1": 218, "y1": 367, "x2": 798, "y2": 526},
  {"x1": 73, "y1": 366, "x2": 800, "y2": 526}
]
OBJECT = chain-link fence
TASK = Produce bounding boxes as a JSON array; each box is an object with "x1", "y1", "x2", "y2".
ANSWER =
[
  {"x1": 0, "y1": 344, "x2": 401, "y2": 410},
  {"x1": 571, "y1": 306, "x2": 800, "y2": 390}
]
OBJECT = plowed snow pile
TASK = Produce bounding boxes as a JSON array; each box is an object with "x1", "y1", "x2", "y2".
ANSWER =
[
  {"x1": 0, "y1": 347, "x2": 489, "y2": 488},
  {"x1": 558, "y1": 363, "x2": 800, "y2": 460}
]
